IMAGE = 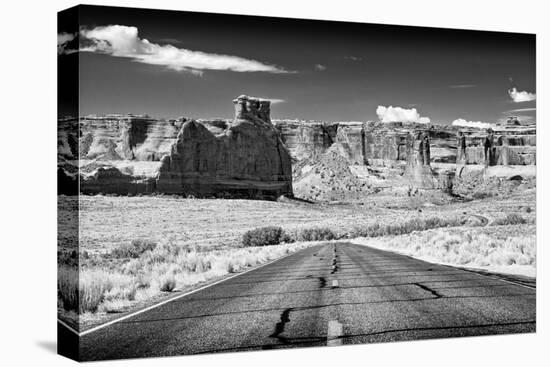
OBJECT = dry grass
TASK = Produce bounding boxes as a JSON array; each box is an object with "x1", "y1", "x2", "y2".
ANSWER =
[
  {"x1": 353, "y1": 224, "x2": 536, "y2": 271},
  {"x1": 59, "y1": 189, "x2": 535, "y2": 319},
  {"x1": 59, "y1": 239, "x2": 316, "y2": 315},
  {"x1": 73, "y1": 190, "x2": 535, "y2": 254},
  {"x1": 491, "y1": 213, "x2": 528, "y2": 226},
  {"x1": 347, "y1": 216, "x2": 468, "y2": 238}
]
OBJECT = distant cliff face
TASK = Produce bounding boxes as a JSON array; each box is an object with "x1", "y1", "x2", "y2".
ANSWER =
[
  {"x1": 58, "y1": 100, "x2": 535, "y2": 200},
  {"x1": 274, "y1": 119, "x2": 536, "y2": 197},
  {"x1": 78, "y1": 115, "x2": 183, "y2": 161},
  {"x1": 60, "y1": 96, "x2": 293, "y2": 199}
]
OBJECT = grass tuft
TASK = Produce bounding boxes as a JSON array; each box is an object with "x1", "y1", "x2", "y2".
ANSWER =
[
  {"x1": 109, "y1": 239, "x2": 157, "y2": 259},
  {"x1": 491, "y1": 213, "x2": 527, "y2": 226}
]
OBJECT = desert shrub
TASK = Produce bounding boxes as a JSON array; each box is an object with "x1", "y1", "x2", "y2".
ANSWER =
[
  {"x1": 349, "y1": 216, "x2": 463, "y2": 239},
  {"x1": 281, "y1": 231, "x2": 295, "y2": 244},
  {"x1": 242, "y1": 226, "x2": 284, "y2": 247},
  {"x1": 472, "y1": 191, "x2": 493, "y2": 200},
  {"x1": 58, "y1": 267, "x2": 79, "y2": 311},
  {"x1": 109, "y1": 239, "x2": 157, "y2": 259},
  {"x1": 58, "y1": 268, "x2": 140, "y2": 313},
  {"x1": 296, "y1": 227, "x2": 337, "y2": 241},
  {"x1": 159, "y1": 274, "x2": 176, "y2": 292},
  {"x1": 492, "y1": 213, "x2": 527, "y2": 226},
  {"x1": 58, "y1": 250, "x2": 79, "y2": 267},
  {"x1": 78, "y1": 270, "x2": 115, "y2": 313}
]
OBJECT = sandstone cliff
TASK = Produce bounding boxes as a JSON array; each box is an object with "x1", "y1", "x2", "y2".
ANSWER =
[
  {"x1": 58, "y1": 98, "x2": 536, "y2": 201},
  {"x1": 70, "y1": 96, "x2": 293, "y2": 199},
  {"x1": 274, "y1": 119, "x2": 535, "y2": 199}
]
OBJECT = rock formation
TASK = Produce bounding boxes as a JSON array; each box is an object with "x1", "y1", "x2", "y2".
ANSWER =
[
  {"x1": 274, "y1": 119, "x2": 535, "y2": 198},
  {"x1": 78, "y1": 114, "x2": 184, "y2": 161},
  {"x1": 155, "y1": 96, "x2": 293, "y2": 199},
  {"x1": 403, "y1": 131, "x2": 438, "y2": 189},
  {"x1": 58, "y1": 98, "x2": 536, "y2": 200}
]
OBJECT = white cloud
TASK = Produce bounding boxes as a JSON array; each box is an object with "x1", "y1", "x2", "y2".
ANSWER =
[
  {"x1": 344, "y1": 56, "x2": 363, "y2": 61},
  {"x1": 449, "y1": 84, "x2": 476, "y2": 89},
  {"x1": 508, "y1": 87, "x2": 536, "y2": 102},
  {"x1": 452, "y1": 118, "x2": 496, "y2": 130},
  {"x1": 376, "y1": 105, "x2": 431, "y2": 124},
  {"x1": 506, "y1": 107, "x2": 536, "y2": 113},
  {"x1": 58, "y1": 32, "x2": 76, "y2": 54},
  {"x1": 58, "y1": 32, "x2": 75, "y2": 45},
  {"x1": 314, "y1": 64, "x2": 326, "y2": 71},
  {"x1": 248, "y1": 96, "x2": 286, "y2": 104},
  {"x1": 79, "y1": 25, "x2": 290, "y2": 75}
]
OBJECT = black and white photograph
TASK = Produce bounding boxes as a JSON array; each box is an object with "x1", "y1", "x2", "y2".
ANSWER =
[{"x1": 53, "y1": 2, "x2": 540, "y2": 363}]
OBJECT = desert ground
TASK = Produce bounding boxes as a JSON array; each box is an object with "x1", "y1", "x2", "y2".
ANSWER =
[{"x1": 58, "y1": 187, "x2": 535, "y2": 328}]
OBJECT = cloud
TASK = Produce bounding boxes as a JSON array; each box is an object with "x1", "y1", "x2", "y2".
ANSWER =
[
  {"x1": 344, "y1": 56, "x2": 363, "y2": 61},
  {"x1": 506, "y1": 107, "x2": 536, "y2": 113},
  {"x1": 314, "y1": 64, "x2": 326, "y2": 71},
  {"x1": 58, "y1": 32, "x2": 75, "y2": 45},
  {"x1": 452, "y1": 118, "x2": 496, "y2": 130},
  {"x1": 58, "y1": 32, "x2": 77, "y2": 54},
  {"x1": 449, "y1": 84, "x2": 476, "y2": 89},
  {"x1": 508, "y1": 87, "x2": 536, "y2": 102},
  {"x1": 248, "y1": 96, "x2": 286, "y2": 104},
  {"x1": 376, "y1": 105, "x2": 431, "y2": 124},
  {"x1": 78, "y1": 25, "x2": 290, "y2": 75}
]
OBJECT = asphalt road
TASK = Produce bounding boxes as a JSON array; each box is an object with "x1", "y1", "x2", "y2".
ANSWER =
[{"x1": 71, "y1": 242, "x2": 536, "y2": 361}]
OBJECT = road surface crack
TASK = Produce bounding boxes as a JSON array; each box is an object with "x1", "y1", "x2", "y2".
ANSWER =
[
  {"x1": 414, "y1": 283, "x2": 442, "y2": 298},
  {"x1": 270, "y1": 308, "x2": 293, "y2": 342}
]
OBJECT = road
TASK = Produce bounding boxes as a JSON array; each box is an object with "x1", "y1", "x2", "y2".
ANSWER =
[{"x1": 68, "y1": 242, "x2": 535, "y2": 361}]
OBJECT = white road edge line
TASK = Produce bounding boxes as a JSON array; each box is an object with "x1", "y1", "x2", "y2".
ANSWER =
[
  {"x1": 457, "y1": 267, "x2": 536, "y2": 291},
  {"x1": 57, "y1": 244, "x2": 320, "y2": 337},
  {"x1": 327, "y1": 320, "x2": 343, "y2": 346},
  {"x1": 58, "y1": 318, "x2": 79, "y2": 335},
  {"x1": 354, "y1": 243, "x2": 536, "y2": 291}
]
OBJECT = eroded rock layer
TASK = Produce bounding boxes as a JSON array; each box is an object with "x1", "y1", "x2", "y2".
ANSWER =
[
  {"x1": 156, "y1": 103, "x2": 293, "y2": 199},
  {"x1": 62, "y1": 96, "x2": 293, "y2": 199},
  {"x1": 58, "y1": 99, "x2": 535, "y2": 200}
]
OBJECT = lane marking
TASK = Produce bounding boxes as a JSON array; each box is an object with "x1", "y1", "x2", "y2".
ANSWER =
[
  {"x1": 332, "y1": 280, "x2": 339, "y2": 288},
  {"x1": 58, "y1": 244, "x2": 323, "y2": 337},
  {"x1": 327, "y1": 320, "x2": 343, "y2": 346}
]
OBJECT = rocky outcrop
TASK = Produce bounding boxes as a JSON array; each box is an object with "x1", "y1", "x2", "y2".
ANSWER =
[
  {"x1": 273, "y1": 120, "x2": 338, "y2": 162},
  {"x1": 155, "y1": 96, "x2": 293, "y2": 199},
  {"x1": 403, "y1": 131, "x2": 438, "y2": 189},
  {"x1": 276, "y1": 119, "x2": 535, "y2": 198},
  {"x1": 58, "y1": 95, "x2": 535, "y2": 200},
  {"x1": 78, "y1": 115, "x2": 184, "y2": 161},
  {"x1": 59, "y1": 97, "x2": 293, "y2": 199}
]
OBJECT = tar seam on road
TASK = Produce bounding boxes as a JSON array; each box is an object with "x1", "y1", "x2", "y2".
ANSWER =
[
  {"x1": 58, "y1": 245, "x2": 317, "y2": 337},
  {"x1": 414, "y1": 283, "x2": 443, "y2": 298},
  {"x1": 270, "y1": 308, "x2": 292, "y2": 342}
]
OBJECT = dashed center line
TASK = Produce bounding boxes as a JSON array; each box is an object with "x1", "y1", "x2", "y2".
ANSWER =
[{"x1": 327, "y1": 320, "x2": 343, "y2": 346}]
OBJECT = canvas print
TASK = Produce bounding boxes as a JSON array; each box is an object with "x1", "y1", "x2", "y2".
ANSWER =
[{"x1": 57, "y1": 5, "x2": 536, "y2": 361}]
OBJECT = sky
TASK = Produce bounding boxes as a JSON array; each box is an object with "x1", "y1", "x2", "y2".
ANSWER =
[{"x1": 58, "y1": 5, "x2": 536, "y2": 125}]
